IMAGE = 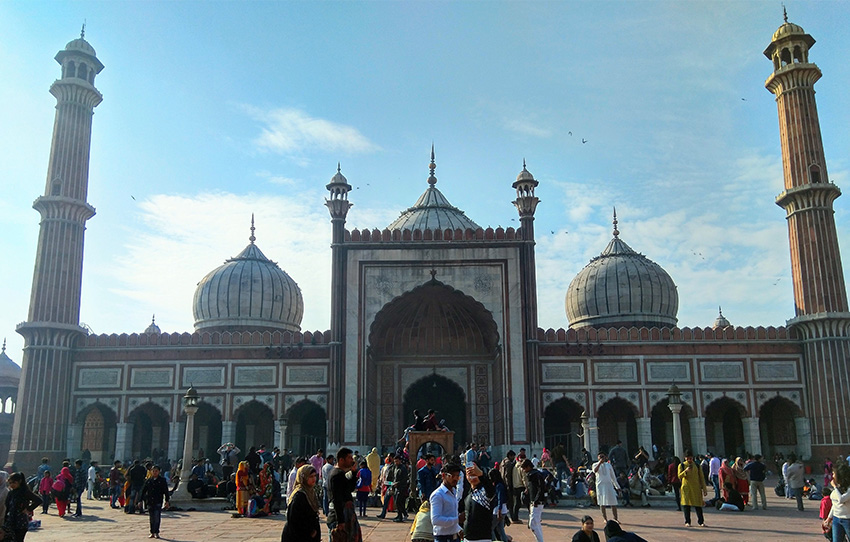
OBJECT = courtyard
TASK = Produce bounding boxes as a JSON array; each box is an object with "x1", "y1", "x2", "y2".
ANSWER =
[{"x1": 26, "y1": 477, "x2": 824, "y2": 542}]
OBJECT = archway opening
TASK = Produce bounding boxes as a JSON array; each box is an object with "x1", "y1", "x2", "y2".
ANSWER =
[
  {"x1": 650, "y1": 399, "x2": 693, "y2": 459},
  {"x1": 235, "y1": 401, "x2": 275, "y2": 454},
  {"x1": 128, "y1": 403, "x2": 170, "y2": 461},
  {"x1": 544, "y1": 398, "x2": 584, "y2": 463},
  {"x1": 403, "y1": 374, "x2": 467, "y2": 449},
  {"x1": 193, "y1": 402, "x2": 222, "y2": 461},
  {"x1": 597, "y1": 397, "x2": 638, "y2": 456},
  {"x1": 705, "y1": 397, "x2": 745, "y2": 458},
  {"x1": 286, "y1": 400, "x2": 327, "y2": 457},
  {"x1": 759, "y1": 397, "x2": 800, "y2": 459},
  {"x1": 80, "y1": 403, "x2": 118, "y2": 464}
]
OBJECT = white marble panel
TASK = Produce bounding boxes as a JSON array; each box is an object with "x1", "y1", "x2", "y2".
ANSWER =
[
  {"x1": 235, "y1": 366, "x2": 277, "y2": 386},
  {"x1": 541, "y1": 363, "x2": 584, "y2": 383},
  {"x1": 130, "y1": 368, "x2": 173, "y2": 388},
  {"x1": 78, "y1": 368, "x2": 121, "y2": 388},
  {"x1": 646, "y1": 362, "x2": 690, "y2": 383},
  {"x1": 182, "y1": 367, "x2": 225, "y2": 387},
  {"x1": 700, "y1": 361, "x2": 744, "y2": 382},
  {"x1": 594, "y1": 362, "x2": 637, "y2": 382},
  {"x1": 286, "y1": 366, "x2": 328, "y2": 385},
  {"x1": 754, "y1": 361, "x2": 798, "y2": 382}
]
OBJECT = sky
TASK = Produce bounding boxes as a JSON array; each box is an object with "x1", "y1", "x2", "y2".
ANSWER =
[{"x1": 2, "y1": 1, "x2": 850, "y2": 368}]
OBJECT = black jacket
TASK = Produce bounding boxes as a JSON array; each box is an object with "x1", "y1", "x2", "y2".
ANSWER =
[
  {"x1": 281, "y1": 490, "x2": 320, "y2": 542},
  {"x1": 463, "y1": 476, "x2": 495, "y2": 541},
  {"x1": 141, "y1": 476, "x2": 170, "y2": 507},
  {"x1": 525, "y1": 469, "x2": 546, "y2": 505},
  {"x1": 326, "y1": 467, "x2": 356, "y2": 525}
]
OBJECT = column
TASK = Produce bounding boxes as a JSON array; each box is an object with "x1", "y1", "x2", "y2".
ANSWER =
[
  {"x1": 114, "y1": 422, "x2": 133, "y2": 462},
  {"x1": 636, "y1": 417, "x2": 652, "y2": 455},
  {"x1": 713, "y1": 421, "x2": 725, "y2": 455},
  {"x1": 222, "y1": 421, "x2": 236, "y2": 446},
  {"x1": 172, "y1": 410, "x2": 196, "y2": 501},
  {"x1": 168, "y1": 422, "x2": 185, "y2": 462},
  {"x1": 587, "y1": 417, "x2": 599, "y2": 456},
  {"x1": 689, "y1": 417, "x2": 707, "y2": 456},
  {"x1": 743, "y1": 417, "x2": 762, "y2": 456},
  {"x1": 66, "y1": 424, "x2": 81, "y2": 459},
  {"x1": 795, "y1": 417, "x2": 812, "y2": 460},
  {"x1": 276, "y1": 419, "x2": 287, "y2": 452},
  {"x1": 669, "y1": 404, "x2": 684, "y2": 460}
]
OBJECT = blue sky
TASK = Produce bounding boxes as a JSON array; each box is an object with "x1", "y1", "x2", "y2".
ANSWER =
[{"x1": 2, "y1": 1, "x2": 850, "y2": 367}]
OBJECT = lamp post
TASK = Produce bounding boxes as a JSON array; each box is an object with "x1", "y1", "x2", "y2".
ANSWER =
[
  {"x1": 172, "y1": 386, "x2": 200, "y2": 501},
  {"x1": 580, "y1": 410, "x2": 589, "y2": 453},
  {"x1": 667, "y1": 384, "x2": 683, "y2": 459},
  {"x1": 278, "y1": 413, "x2": 288, "y2": 454}
]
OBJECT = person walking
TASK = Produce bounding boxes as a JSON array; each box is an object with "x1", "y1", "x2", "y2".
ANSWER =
[
  {"x1": 708, "y1": 452, "x2": 721, "y2": 500},
  {"x1": 499, "y1": 450, "x2": 518, "y2": 523},
  {"x1": 281, "y1": 464, "x2": 321, "y2": 542},
  {"x1": 592, "y1": 452, "x2": 620, "y2": 523},
  {"x1": 744, "y1": 454, "x2": 768, "y2": 510},
  {"x1": 489, "y1": 469, "x2": 509, "y2": 542},
  {"x1": 140, "y1": 465, "x2": 170, "y2": 539},
  {"x1": 786, "y1": 453, "x2": 805, "y2": 511},
  {"x1": 87, "y1": 461, "x2": 98, "y2": 500},
  {"x1": 38, "y1": 470, "x2": 53, "y2": 514},
  {"x1": 326, "y1": 447, "x2": 362, "y2": 542},
  {"x1": 827, "y1": 463, "x2": 850, "y2": 542},
  {"x1": 511, "y1": 454, "x2": 526, "y2": 524},
  {"x1": 321, "y1": 455, "x2": 336, "y2": 516},
  {"x1": 430, "y1": 462, "x2": 462, "y2": 542},
  {"x1": 108, "y1": 461, "x2": 124, "y2": 509},
  {"x1": 73, "y1": 459, "x2": 87, "y2": 517},
  {"x1": 667, "y1": 457, "x2": 682, "y2": 512},
  {"x1": 51, "y1": 466, "x2": 73, "y2": 518},
  {"x1": 522, "y1": 458, "x2": 546, "y2": 542},
  {"x1": 678, "y1": 450, "x2": 707, "y2": 527},
  {"x1": 355, "y1": 460, "x2": 372, "y2": 517},
  {"x1": 3, "y1": 472, "x2": 42, "y2": 542}
]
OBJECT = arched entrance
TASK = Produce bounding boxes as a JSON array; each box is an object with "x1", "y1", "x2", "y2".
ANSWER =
[
  {"x1": 543, "y1": 398, "x2": 583, "y2": 463},
  {"x1": 759, "y1": 397, "x2": 800, "y2": 459},
  {"x1": 79, "y1": 403, "x2": 118, "y2": 464},
  {"x1": 128, "y1": 402, "x2": 170, "y2": 461},
  {"x1": 192, "y1": 402, "x2": 222, "y2": 461},
  {"x1": 597, "y1": 398, "x2": 638, "y2": 455},
  {"x1": 650, "y1": 399, "x2": 693, "y2": 459},
  {"x1": 286, "y1": 400, "x2": 327, "y2": 457},
  {"x1": 366, "y1": 278, "x2": 502, "y2": 448},
  {"x1": 403, "y1": 375, "x2": 468, "y2": 447},
  {"x1": 705, "y1": 397, "x2": 745, "y2": 458},
  {"x1": 235, "y1": 401, "x2": 275, "y2": 453}
]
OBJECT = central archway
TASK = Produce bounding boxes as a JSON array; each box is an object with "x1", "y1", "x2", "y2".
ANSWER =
[
  {"x1": 235, "y1": 401, "x2": 274, "y2": 453},
  {"x1": 366, "y1": 278, "x2": 503, "y2": 448},
  {"x1": 128, "y1": 402, "x2": 170, "y2": 461},
  {"x1": 705, "y1": 397, "x2": 746, "y2": 458},
  {"x1": 403, "y1": 374, "x2": 467, "y2": 447},
  {"x1": 286, "y1": 400, "x2": 327, "y2": 457},
  {"x1": 544, "y1": 398, "x2": 583, "y2": 463}
]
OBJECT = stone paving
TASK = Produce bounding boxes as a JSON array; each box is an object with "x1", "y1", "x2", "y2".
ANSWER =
[{"x1": 27, "y1": 481, "x2": 823, "y2": 542}]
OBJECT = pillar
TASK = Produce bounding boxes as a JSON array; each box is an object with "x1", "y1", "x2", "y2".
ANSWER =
[
  {"x1": 66, "y1": 423, "x2": 81, "y2": 459},
  {"x1": 587, "y1": 417, "x2": 599, "y2": 456},
  {"x1": 222, "y1": 421, "x2": 236, "y2": 446},
  {"x1": 172, "y1": 407, "x2": 196, "y2": 502},
  {"x1": 689, "y1": 417, "x2": 707, "y2": 456},
  {"x1": 636, "y1": 417, "x2": 652, "y2": 456},
  {"x1": 277, "y1": 419, "x2": 287, "y2": 453},
  {"x1": 114, "y1": 422, "x2": 133, "y2": 462},
  {"x1": 168, "y1": 422, "x2": 184, "y2": 463},
  {"x1": 743, "y1": 417, "x2": 762, "y2": 457},
  {"x1": 795, "y1": 417, "x2": 812, "y2": 460},
  {"x1": 669, "y1": 403, "x2": 684, "y2": 460}
]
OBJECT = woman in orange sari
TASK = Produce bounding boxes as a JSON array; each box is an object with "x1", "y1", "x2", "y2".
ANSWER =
[
  {"x1": 235, "y1": 461, "x2": 252, "y2": 516},
  {"x1": 259, "y1": 463, "x2": 275, "y2": 514}
]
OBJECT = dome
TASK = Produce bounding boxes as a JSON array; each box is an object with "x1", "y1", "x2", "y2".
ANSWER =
[
  {"x1": 0, "y1": 340, "x2": 21, "y2": 386},
  {"x1": 65, "y1": 37, "x2": 97, "y2": 57},
  {"x1": 713, "y1": 307, "x2": 731, "y2": 329},
  {"x1": 144, "y1": 315, "x2": 161, "y2": 334},
  {"x1": 565, "y1": 216, "x2": 678, "y2": 329},
  {"x1": 193, "y1": 223, "x2": 303, "y2": 332},
  {"x1": 387, "y1": 148, "x2": 480, "y2": 231},
  {"x1": 772, "y1": 22, "x2": 806, "y2": 42}
]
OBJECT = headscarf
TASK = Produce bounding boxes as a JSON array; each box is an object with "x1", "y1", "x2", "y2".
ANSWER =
[
  {"x1": 292, "y1": 464, "x2": 319, "y2": 512},
  {"x1": 541, "y1": 448, "x2": 551, "y2": 463},
  {"x1": 60, "y1": 466, "x2": 73, "y2": 483},
  {"x1": 236, "y1": 461, "x2": 250, "y2": 490}
]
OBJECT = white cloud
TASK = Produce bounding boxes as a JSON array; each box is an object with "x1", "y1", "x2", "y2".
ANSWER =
[{"x1": 244, "y1": 105, "x2": 380, "y2": 155}]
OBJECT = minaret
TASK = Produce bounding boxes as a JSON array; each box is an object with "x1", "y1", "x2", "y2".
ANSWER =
[
  {"x1": 766, "y1": 17, "x2": 850, "y2": 458},
  {"x1": 325, "y1": 163, "x2": 352, "y2": 447},
  {"x1": 9, "y1": 30, "x2": 103, "y2": 471},
  {"x1": 513, "y1": 160, "x2": 542, "y2": 447}
]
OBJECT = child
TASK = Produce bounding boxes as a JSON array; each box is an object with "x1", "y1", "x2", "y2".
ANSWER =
[
  {"x1": 38, "y1": 470, "x2": 53, "y2": 514},
  {"x1": 820, "y1": 486, "x2": 833, "y2": 540}
]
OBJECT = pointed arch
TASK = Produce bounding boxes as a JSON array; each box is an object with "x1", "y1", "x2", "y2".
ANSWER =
[
  {"x1": 128, "y1": 402, "x2": 170, "y2": 461},
  {"x1": 235, "y1": 400, "x2": 275, "y2": 453},
  {"x1": 597, "y1": 397, "x2": 638, "y2": 454},
  {"x1": 285, "y1": 399, "x2": 327, "y2": 457},
  {"x1": 543, "y1": 397, "x2": 584, "y2": 462},
  {"x1": 403, "y1": 374, "x2": 468, "y2": 446}
]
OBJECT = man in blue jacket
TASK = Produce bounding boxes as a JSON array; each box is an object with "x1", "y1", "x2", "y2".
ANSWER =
[{"x1": 418, "y1": 454, "x2": 440, "y2": 500}]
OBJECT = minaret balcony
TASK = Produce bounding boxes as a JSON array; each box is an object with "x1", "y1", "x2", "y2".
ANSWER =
[{"x1": 775, "y1": 182, "x2": 841, "y2": 214}]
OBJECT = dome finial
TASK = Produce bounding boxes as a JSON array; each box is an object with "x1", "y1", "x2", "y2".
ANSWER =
[
  {"x1": 1, "y1": 338, "x2": 5, "y2": 354},
  {"x1": 337, "y1": 162, "x2": 341, "y2": 174},
  {"x1": 782, "y1": 3, "x2": 788, "y2": 23},
  {"x1": 81, "y1": 20, "x2": 86, "y2": 39},
  {"x1": 151, "y1": 314, "x2": 156, "y2": 325},
  {"x1": 249, "y1": 214, "x2": 256, "y2": 244},
  {"x1": 718, "y1": 305, "x2": 723, "y2": 316},
  {"x1": 612, "y1": 207, "x2": 619, "y2": 238},
  {"x1": 428, "y1": 143, "x2": 437, "y2": 186}
]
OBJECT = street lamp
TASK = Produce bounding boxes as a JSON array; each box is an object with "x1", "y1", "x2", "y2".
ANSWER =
[
  {"x1": 173, "y1": 386, "x2": 200, "y2": 501},
  {"x1": 580, "y1": 410, "x2": 589, "y2": 453},
  {"x1": 666, "y1": 384, "x2": 684, "y2": 459}
]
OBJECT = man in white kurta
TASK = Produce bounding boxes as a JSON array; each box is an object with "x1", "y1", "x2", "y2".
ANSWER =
[{"x1": 592, "y1": 452, "x2": 620, "y2": 523}]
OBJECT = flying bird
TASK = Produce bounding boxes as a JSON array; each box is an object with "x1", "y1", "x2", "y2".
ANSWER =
[
  {"x1": 582, "y1": 139, "x2": 587, "y2": 144},
  {"x1": 568, "y1": 131, "x2": 572, "y2": 136},
  {"x1": 130, "y1": 195, "x2": 136, "y2": 200}
]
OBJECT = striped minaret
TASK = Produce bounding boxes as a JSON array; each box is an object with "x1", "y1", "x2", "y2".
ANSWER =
[
  {"x1": 9, "y1": 30, "x2": 103, "y2": 472},
  {"x1": 766, "y1": 19, "x2": 850, "y2": 459}
]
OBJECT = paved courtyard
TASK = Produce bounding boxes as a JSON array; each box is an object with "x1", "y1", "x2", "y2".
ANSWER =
[{"x1": 27, "y1": 480, "x2": 824, "y2": 542}]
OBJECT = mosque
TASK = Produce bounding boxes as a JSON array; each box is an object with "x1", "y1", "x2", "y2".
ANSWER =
[{"x1": 6, "y1": 18, "x2": 850, "y2": 472}]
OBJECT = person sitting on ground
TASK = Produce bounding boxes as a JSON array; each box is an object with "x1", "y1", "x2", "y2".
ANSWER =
[
  {"x1": 717, "y1": 482, "x2": 745, "y2": 511},
  {"x1": 603, "y1": 519, "x2": 649, "y2": 542},
  {"x1": 571, "y1": 515, "x2": 601, "y2": 542},
  {"x1": 187, "y1": 473, "x2": 207, "y2": 499}
]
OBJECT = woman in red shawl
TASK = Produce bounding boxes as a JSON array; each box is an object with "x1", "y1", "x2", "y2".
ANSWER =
[
  {"x1": 235, "y1": 461, "x2": 253, "y2": 517},
  {"x1": 733, "y1": 457, "x2": 750, "y2": 505},
  {"x1": 51, "y1": 466, "x2": 74, "y2": 517},
  {"x1": 718, "y1": 458, "x2": 735, "y2": 502}
]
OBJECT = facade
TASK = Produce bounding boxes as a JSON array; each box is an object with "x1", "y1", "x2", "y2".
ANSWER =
[{"x1": 7, "y1": 20, "x2": 849, "y2": 472}]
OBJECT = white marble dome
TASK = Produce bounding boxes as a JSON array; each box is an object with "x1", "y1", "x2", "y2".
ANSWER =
[
  {"x1": 193, "y1": 231, "x2": 303, "y2": 332},
  {"x1": 566, "y1": 221, "x2": 678, "y2": 329}
]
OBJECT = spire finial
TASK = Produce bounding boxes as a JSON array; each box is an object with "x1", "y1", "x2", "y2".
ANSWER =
[
  {"x1": 718, "y1": 305, "x2": 723, "y2": 316},
  {"x1": 151, "y1": 314, "x2": 156, "y2": 325},
  {"x1": 612, "y1": 207, "x2": 619, "y2": 238},
  {"x1": 523, "y1": 158, "x2": 527, "y2": 170},
  {"x1": 337, "y1": 162, "x2": 341, "y2": 174},
  {"x1": 782, "y1": 4, "x2": 788, "y2": 23},
  {"x1": 81, "y1": 20, "x2": 86, "y2": 39},
  {"x1": 1, "y1": 338, "x2": 5, "y2": 354},
  {"x1": 428, "y1": 143, "x2": 437, "y2": 186},
  {"x1": 249, "y1": 214, "x2": 256, "y2": 244}
]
